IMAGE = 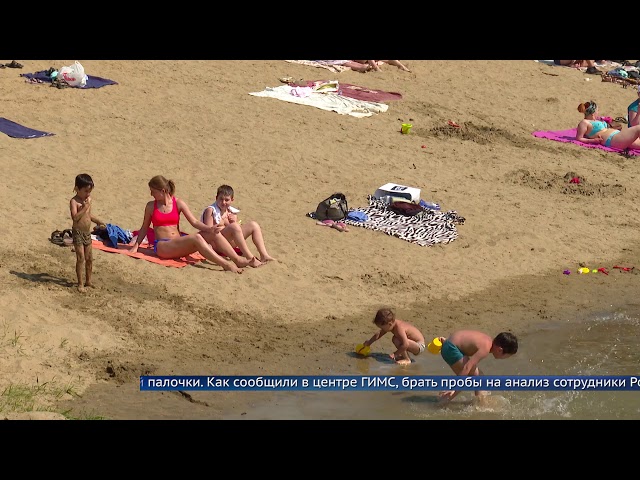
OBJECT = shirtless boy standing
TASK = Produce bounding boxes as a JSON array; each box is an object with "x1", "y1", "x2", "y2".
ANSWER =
[
  {"x1": 69, "y1": 173, "x2": 105, "y2": 292},
  {"x1": 437, "y1": 329, "x2": 518, "y2": 403},
  {"x1": 361, "y1": 308, "x2": 425, "y2": 365}
]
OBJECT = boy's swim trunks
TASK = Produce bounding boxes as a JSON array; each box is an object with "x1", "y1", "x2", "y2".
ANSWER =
[
  {"x1": 441, "y1": 339, "x2": 464, "y2": 366},
  {"x1": 72, "y1": 228, "x2": 92, "y2": 246}
]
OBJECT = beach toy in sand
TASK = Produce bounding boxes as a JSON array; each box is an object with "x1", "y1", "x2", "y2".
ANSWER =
[
  {"x1": 427, "y1": 337, "x2": 443, "y2": 354},
  {"x1": 578, "y1": 267, "x2": 590, "y2": 274},
  {"x1": 355, "y1": 343, "x2": 371, "y2": 356},
  {"x1": 401, "y1": 123, "x2": 412, "y2": 134}
]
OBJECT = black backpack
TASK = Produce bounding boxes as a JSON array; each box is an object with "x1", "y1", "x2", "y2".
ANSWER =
[{"x1": 315, "y1": 193, "x2": 349, "y2": 221}]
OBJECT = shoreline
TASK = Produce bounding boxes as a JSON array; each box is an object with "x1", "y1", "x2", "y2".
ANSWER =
[{"x1": 58, "y1": 248, "x2": 640, "y2": 419}]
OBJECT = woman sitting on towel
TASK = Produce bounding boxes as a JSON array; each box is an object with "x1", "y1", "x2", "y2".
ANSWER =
[
  {"x1": 129, "y1": 175, "x2": 251, "y2": 274},
  {"x1": 576, "y1": 101, "x2": 640, "y2": 150}
]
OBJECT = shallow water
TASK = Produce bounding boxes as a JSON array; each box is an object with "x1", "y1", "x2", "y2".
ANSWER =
[{"x1": 223, "y1": 308, "x2": 640, "y2": 419}]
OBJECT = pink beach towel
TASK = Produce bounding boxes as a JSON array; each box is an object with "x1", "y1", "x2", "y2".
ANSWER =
[{"x1": 532, "y1": 128, "x2": 640, "y2": 156}]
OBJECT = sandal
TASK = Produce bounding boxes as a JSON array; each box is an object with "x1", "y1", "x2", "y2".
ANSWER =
[
  {"x1": 50, "y1": 230, "x2": 65, "y2": 246},
  {"x1": 62, "y1": 229, "x2": 74, "y2": 246},
  {"x1": 331, "y1": 222, "x2": 349, "y2": 232},
  {"x1": 5, "y1": 60, "x2": 23, "y2": 69}
]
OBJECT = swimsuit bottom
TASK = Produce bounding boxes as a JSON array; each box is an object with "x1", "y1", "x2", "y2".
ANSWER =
[
  {"x1": 604, "y1": 130, "x2": 621, "y2": 147},
  {"x1": 441, "y1": 339, "x2": 465, "y2": 366},
  {"x1": 72, "y1": 228, "x2": 92, "y2": 246},
  {"x1": 153, "y1": 238, "x2": 171, "y2": 254}
]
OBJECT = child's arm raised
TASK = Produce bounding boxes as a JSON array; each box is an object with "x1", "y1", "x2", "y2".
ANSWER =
[{"x1": 70, "y1": 197, "x2": 91, "y2": 224}]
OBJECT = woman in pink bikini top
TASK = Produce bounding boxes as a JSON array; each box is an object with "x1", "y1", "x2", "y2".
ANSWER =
[{"x1": 128, "y1": 175, "x2": 247, "y2": 273}]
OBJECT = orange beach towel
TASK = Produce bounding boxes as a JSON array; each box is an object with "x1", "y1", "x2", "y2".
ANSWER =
[{"x1": 92, "y1": 240, "x2": 205, "y2": 268}]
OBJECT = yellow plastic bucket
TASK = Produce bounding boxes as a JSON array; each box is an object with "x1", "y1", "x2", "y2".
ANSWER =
[{"x1": 427, "y1": 337, "x2": 442, "y2": 354}]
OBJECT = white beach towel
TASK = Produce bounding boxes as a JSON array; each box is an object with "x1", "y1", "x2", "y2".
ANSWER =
[{"x1": 249, "y1": 85, "x2": 388, "y2": 118}]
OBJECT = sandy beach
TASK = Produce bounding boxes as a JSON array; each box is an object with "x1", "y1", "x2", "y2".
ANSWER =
[{"x1": 1, "y1": 60, "x2": 639, "y2": 419}]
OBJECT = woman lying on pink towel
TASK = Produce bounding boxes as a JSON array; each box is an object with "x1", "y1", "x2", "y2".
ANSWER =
[{"x1": 576, "y1": 101, "x2": 640, "y2": 149}]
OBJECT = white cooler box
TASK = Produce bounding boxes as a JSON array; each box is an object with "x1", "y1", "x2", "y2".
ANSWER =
[{"x1": 373, "y1": 183, "x2": 421, "y2": 203}]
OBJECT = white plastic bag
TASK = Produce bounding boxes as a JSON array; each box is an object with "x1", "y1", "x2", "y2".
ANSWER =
[{"x1": 59, "y1": 61, "x2": 88, "y2": 87}]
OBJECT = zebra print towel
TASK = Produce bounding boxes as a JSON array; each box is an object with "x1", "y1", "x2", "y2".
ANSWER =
[{"x1": 308, "y1": 196, "x2": 464, "y2": 247}]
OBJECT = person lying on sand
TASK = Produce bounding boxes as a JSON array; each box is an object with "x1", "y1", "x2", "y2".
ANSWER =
[
  {"x1": 352, "y1": 60, "x2": 411, "y2": 72},
  {"x1": 576, "y1": 100, "x2": 640, "y2": 150}
]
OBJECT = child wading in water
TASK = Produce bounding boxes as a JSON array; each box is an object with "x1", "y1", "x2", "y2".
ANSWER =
[
  {"x1": 69, "y1": 173, "x2": 105, "y2": 292},
  {"x1": 437, "y1": 329, "x2": 518, "y2": 403},
  {"x1": 361, "y1": 308, "x2": 426, "y2": 365}
]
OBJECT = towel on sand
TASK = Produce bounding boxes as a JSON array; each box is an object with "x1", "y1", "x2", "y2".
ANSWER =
[
  {"x1": 249, "y1": 85, "x2": 388, "y2": 118},
  {"x1": 21, "y1": 71, "x2": 118, "y2": 88},
  {"x1": 0, "y1": 117, "x2": 54, "y2": 138},
  {"x1": 532, "y1": 128, "x2": 640, "y2": 156},
  {"x1": 92, "y1": 240, "x2": 205, "y2": 268},
  {"x1": 308, "y1": 196, "x2": 465, "y2": 247},
  {"x1": 292, "y1": 80, "x2": 402, "y2": 102}
]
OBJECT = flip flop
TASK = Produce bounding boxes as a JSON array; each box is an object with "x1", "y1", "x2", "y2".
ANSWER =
[
  {"x1": 316, "y1": 220, "x2": 335, "y2": 227},
  {"x1": 331, "y1": 222, "x2": 349, "y2": 232},
  {"x1": 5, "y1": 61, "x2": 23, "y2": 69}
]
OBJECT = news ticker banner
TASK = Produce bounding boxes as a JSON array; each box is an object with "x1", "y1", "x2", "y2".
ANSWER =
[{"x1": 140, "y1": 375, "x2": 640, "y2": 392}]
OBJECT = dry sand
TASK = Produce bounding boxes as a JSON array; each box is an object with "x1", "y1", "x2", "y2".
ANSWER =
[{"x1": 1, "y1": 60, "x2": 639, "y2": 419}]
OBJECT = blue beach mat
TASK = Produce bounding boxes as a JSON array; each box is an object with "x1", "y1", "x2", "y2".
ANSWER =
[
  {"x1": 21, "y1": 71, "x2": 118, "y2": 88},
  {"x1": 0, "y1": 117, "x2": 55, "y2": 138}
]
